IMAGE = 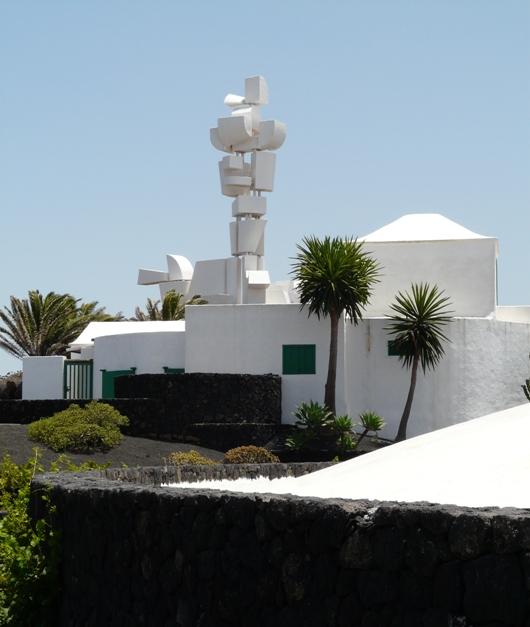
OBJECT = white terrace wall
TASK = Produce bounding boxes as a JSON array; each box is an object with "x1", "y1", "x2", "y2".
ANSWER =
[
  {"x1": 363, "y1": 239, "x2": 497, "y2": 317},
  {"x1": 92, "y1": 331, "x2": 186, "y2": 398},
  {"x1": 345, "y1": 317, "x2": 530, "y2": 439},
  {"x1": 22, "y1": 356, "x2": 65, "y2": 400},
  {"x1": 185, "y1": 304, "x2": 346, "y2": 422}
]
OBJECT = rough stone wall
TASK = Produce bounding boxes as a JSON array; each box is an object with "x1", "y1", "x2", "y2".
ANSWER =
[
  {"x1": 103, "y1": 462, "x2": 334, "y2": 485},
  {"x1": 31, "y1": 473, "x2": 530, "y2": 627},
  {"x1": 0, "y1": 372, "x2": 282, "y2": 447},
  {"x1": 114, "y1": 373, "x2": 282, "y2": 425},
  {"x1": 0, "y1": 398, "x2": 162, "y2": 432}
]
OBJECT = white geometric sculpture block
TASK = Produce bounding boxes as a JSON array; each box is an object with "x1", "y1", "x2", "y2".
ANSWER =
[
  {"x1": 166, "y1": 255, "x2": 194, "y2": 281},
  {"x1": 245, "y1": 76, "x2": 268, "y2": 105},
  {"x1": 229, "y1": 220, "x2": 266, "y2": 256},
  {"x1": 232, "y1": 195, "x2": 267, "y2": 217},
  {"x1": 251, "y1": 151, "x2": 276, "y2": 192}
]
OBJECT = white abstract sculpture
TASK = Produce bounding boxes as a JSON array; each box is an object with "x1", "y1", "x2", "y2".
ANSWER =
[
  {"x1": 211, "y1": 76, "x2": 286, "y2": 281},
  {"x1": 138, "y1": 76, "x2": 287, "y2": 304}
]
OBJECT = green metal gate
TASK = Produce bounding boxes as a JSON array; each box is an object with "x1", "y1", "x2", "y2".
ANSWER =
[
  {"x1": 101, "y1": 368, "x2": 136, "y2": 399},
  {"x1": 63, "y1": 360, "x2": 94, "y2": 399}
]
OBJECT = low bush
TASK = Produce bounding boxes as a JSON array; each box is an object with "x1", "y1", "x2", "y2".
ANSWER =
[
  {"x1": 27, "y1": 401, "x2": 129, "y2": 453},
  {"x1": 166, "y1": 450, "x2": 219, "y2": 466},
  {"x1": 0, "y1": 450, "x2": 108, "y2": 626},
  {"x1": 223, "y1": 445, "x2": 279, "y2": 464}
]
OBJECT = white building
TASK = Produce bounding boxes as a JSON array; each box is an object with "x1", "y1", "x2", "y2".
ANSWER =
[
  {"x1": 21, "y1": 76, "x2": 530, "y2": 440},
  {"x1": 22, "y1": 211, "x2": 530, "y2": 440}
]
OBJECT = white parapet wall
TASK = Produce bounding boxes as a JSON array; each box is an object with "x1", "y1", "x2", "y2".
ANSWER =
[
  {"x1": 22, "y1": 356, "x2": 65, "y2": 400},
  {"x1": 92, "y1": 330, "x2": 186, "y2": 398},
  {"x1": 344, "y1": 317, "x2": 530, "y2": 439}
]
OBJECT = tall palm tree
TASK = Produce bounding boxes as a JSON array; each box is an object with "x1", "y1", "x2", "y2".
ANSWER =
[
  {"x1": 386, "y1": 283, "x2": 453, "y2": 441},
  {"x1": 291, "y1": 236, "x2": 380, "y2": 415},
  {"x1": 132, "y1": 290, "x2": 206, "y2": 321},
  {"x1": 0, "y1": 290, "x2": 120, "y2": 358}
]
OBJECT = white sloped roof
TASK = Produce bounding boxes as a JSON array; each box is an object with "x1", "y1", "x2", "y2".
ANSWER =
[
  {"x1": 70, "y1": 321, "x2": 185, "y2": 349},
  {"x1": 172, "y1": 403, "x2": 530, "y2": 508},
  {"x1": 360, "y1": 213, "x2": 494, "y2": 243}
]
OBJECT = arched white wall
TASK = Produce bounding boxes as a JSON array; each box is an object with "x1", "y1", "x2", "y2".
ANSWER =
[{"x1": 93, "y1": 331, "x2": 185, "y2": 398}]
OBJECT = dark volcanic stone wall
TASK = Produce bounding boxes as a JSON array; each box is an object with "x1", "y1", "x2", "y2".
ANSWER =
[
  {"x1": 114, "y1": 372, "x2": 281, "y2": 425},
  {"x1": 31, "y1": 472, "x2": 530, "y2": 627}
]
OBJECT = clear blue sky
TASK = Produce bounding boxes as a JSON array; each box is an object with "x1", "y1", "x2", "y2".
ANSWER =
[{"x1": 0, "y1": 0, "x2": 529, "y2": 374}]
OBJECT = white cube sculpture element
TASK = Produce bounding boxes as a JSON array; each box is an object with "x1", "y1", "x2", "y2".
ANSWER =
[
  {"x1": 245, "y1": 76, "x2": 268, "y2": 105},
  {"x1": 230, "y1": 220, "x2": 266, "y2": 256},
  {"x1": 251, "y1": 151, "x2": 276, "y2": 192},
  {"x1": 232, "y1": 195, "x2": 267, "y2": 217}
]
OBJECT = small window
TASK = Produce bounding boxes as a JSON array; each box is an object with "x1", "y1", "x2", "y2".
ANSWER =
[
  {"x1": 387, "y1": 340, "x2": 407, "y2": 357},
  {"x1": 282, "y1": 344, "x2": 316, "y2": 375}
]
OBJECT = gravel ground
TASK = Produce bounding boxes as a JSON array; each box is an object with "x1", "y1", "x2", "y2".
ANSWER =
[{"x1": 0, "y1": 424, "x2": 224, "y2": 467}]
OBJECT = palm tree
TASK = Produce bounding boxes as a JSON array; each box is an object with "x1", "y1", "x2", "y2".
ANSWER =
[
  {"x1": 386, "y1": 283, "x2": 453, "y2": 441},
  {"x1": 0, "y1": 290, "x2": 120, "y2": 358},
  {"x1": 132, "y1": 290, "x2": 206, "y2": 321},
  {"x1": 291, "y1": 236, "x2": 380, "y2": 414}
]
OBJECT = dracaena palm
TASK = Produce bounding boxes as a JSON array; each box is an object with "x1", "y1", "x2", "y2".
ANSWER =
[
  {"x1": 0, "y1": 290, "x2": 120, "y2": 358},
  {"x1": 386, "y1": 283, "x2": 453, "y2": 441},
  {"x1": 291, "y1": 236, "x2": 380, "y2": 414},
  {"x1": 132, "y1": 290, "x2": 206, "y2": 321}
]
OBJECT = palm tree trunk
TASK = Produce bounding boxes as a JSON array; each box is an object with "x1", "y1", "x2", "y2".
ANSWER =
[
  {"x1": 324, "y1": 310, "x2": 339, "y2": 415},
  {"x1": 396, "y1": 353, "x2": 419, "y2": 442}
]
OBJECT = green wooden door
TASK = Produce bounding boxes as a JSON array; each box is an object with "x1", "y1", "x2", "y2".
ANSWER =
[{"x1": 101, "y1": 368, "x2": 136, "y2": 399}]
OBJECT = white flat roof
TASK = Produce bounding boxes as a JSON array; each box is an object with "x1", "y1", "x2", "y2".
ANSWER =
[
  {"x1": 360, "y1": 213, "x2": 494, "y2": 243},
  {"x1": 70, "y1": 320, "x2": 185, "y2": 349}
]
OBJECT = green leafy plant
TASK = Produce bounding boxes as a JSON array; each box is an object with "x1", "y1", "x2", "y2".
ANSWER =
[
  {"x1": 166, "y1": 450, "x2": 219, "y2": 466},
  {"x1": 0, "y1": 450, "x2": 108, "y2": 626},
  {"x1": 132, "y1": 290, "x2": 206, "y2": 321},
  {"x1": 357, "y1": 411, "x2": 386, "y2": 446},
  {"x1": 286, "y1": 401, "x2": 335, "y2": 451},
  {"x1": 332, "y1": 415, "x2": 356, "y2": 453},
  {"x1": 294, "y1": 400, "x2": 334, "y2": 431},
  {"x1": 386, "y1": 283, "x2": 452, "y2": 441},
  {"x1": 27, "y1": 401, "x2": 129, "y2": 453},
  {"x1": 291, "y1": 236, "x2": 380, "y2": 414},
  {"x1": 0, "y1": 290, "x2": 121, "y2": 358},
  {"x1": 223, "y1": 446, "x2": 279, "y2": 464}
]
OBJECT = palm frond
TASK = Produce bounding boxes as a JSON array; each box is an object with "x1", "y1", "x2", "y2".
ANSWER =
[
  {"x1": 291, "y1": 236, "x2": 381, "y2": 323},
  {"x1": 385, "y1": 283, "x2": 453, "y2": 372}
]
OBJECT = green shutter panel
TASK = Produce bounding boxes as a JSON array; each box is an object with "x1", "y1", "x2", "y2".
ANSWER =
[{"x1": 282, "y1": 345, "x2": 316, "y2": 375}]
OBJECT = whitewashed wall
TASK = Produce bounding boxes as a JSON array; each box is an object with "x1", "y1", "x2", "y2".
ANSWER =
[
  {"x1": 344, "y1": 317, "x2": 530, "y2": 439},
  {"x1": 93, "y1": 331, "x2": 185, "y2": 398},
  {"x1": 22, "y1": 356, "x2": 65, "y2": 400},
  {"x1": 363, "y1": 239, "x2": 497, "y2": 317},
  {"x1": 185, "y1": 304, "x2": 344, "y2": 422}
]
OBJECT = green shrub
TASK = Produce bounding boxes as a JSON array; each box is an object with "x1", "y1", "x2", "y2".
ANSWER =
[
  {"x1": 166, "y1": 450, "x2": 219, "y2": 466},
  {"x1": 27, "y1": 401, "x2": 129, "y2": 453},
  {"x1": 0, "y1": 450, "x2": 108, "y2": 626},
  {"x1": 223, "y1": 446, "x2": 279, "y2": 464}
]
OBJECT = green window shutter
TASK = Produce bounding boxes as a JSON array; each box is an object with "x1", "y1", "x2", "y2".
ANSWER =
[
  {"x1": 282, "y1": 344, "x2": 316, "y2": 375},
  {"x1": 388, "y1": 340, "x2": 410, "y2": 357},
  {"x1": 163, "y1": 367, "x2": 185, "y2": 374}
]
